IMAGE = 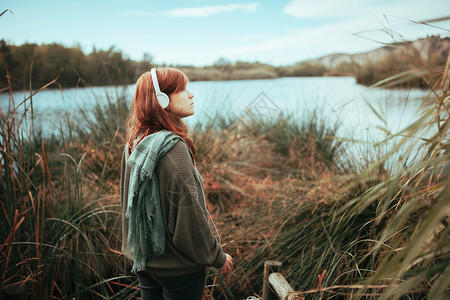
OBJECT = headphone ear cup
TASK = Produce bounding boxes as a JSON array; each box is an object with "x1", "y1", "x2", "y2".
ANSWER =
[
  {"x1": 157, "y1": 93, "x2": 170, "y2": 109},
  {"x1": 150, "y1": 68, "x2": 170, "y2": 109}
]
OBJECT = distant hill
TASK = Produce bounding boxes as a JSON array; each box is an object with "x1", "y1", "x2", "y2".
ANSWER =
[{"x1": 306, "y1": 36, "x2": 450, "y2": 69}]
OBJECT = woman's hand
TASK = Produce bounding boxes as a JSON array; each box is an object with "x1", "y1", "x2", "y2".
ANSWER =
[{"x1": 219, "y1": 253, "x2": 233, "y2": 275}]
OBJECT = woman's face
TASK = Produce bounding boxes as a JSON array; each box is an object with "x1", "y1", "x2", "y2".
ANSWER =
[{"x1": 167, "y1": 86, "x2": 195, "y2": 119}]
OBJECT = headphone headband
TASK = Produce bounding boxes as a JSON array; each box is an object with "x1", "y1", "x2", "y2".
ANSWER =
[{"x1": 150, "y1": 68, "x2": 170, "y2": 109}]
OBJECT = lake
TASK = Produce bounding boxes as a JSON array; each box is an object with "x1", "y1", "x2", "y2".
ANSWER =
[{"x1": 0, "y1": 77, "x2": 429, "y2": 166}]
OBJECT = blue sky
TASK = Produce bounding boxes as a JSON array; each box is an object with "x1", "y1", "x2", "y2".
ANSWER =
[{"x1": 1, "y1": 0, "x2": 449, "y2": 66}]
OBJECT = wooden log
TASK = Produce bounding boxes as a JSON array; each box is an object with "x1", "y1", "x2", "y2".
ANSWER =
[
  {"x1": 268, "y1": 272, "x2": 294, "y2": 300},
  {"x1": 263, "y1": 260, "x2": 282, "y2": 300}
]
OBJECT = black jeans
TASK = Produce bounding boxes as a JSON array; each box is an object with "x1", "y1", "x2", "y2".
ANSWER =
[{"x1": 137, "y1": 268, "x2": 206, "y2": 300}]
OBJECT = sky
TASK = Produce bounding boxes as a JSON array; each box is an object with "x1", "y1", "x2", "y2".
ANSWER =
[{"x1": 1, "y1": 0, "x2": 449, "y2": 66}]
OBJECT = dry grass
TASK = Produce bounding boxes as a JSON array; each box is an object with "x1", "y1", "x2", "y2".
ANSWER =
[{"x1": 1, "y1": 41, "x2": 448, "y2": 299}]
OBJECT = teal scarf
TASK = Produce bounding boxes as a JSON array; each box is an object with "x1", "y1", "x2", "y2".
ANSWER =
[{"x1": 126, "y1": 130, "x2": 181, "y2": 273}]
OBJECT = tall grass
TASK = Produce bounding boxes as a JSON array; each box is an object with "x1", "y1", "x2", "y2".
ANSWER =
[
  {"x1": 347, "y1": 53, "x2": 450, "y2": 299},
  {"x1": 1, "y1": 37, "x2": 447, "y2": 300},
  {"x1": 192, "y1": 56, "x2": 449, "y2": 299},
  {"x1": 1, "y1": 67, "x2": 347, "y2": 298},
  {"x1": 192, "y1": 113, "x2": 377, "y2": 299},
  {"x1": 0, "y1": 49, "x2": 137, "y2": 298}
]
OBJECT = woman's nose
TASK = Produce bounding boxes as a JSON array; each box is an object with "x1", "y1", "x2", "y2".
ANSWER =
[{"x1": 188, "y1": 91, "x2": 194, "y2": 98}]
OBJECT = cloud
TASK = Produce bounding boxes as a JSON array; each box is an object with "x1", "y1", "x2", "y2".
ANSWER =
[
  {"x1": 224, "y1": 16, "x2": 383, "y2": 55},
  {"x1": 165, "y1": 3, "x2": 259, "y2": 18},
  {"x1": 284, "y1": 0, "x2": 364, "y2": 18},
  {"x1": 266, "y1": 0, "x2": 450, "y2": 63},
  {"x1": 284, "y1": 0, "x2": 450, "y2": 21},
  {"x1": 223, "y1": 11, "x2": 450, "y2": 64}
]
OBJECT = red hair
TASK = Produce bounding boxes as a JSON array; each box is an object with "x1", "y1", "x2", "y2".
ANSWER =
[{"x1": 126, "y1": 67, "x2": 196, "y2": 160}]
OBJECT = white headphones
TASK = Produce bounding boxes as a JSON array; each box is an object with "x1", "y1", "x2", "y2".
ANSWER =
[{"x1": 150, "y1": 68, "x2": 170, "y2": 109}]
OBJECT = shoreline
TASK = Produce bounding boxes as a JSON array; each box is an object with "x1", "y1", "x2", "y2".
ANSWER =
[{"x1": 1, "y1": 74, "x2": 432, "y2": 94}]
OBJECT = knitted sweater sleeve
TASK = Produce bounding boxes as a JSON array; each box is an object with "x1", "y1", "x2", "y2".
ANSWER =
[{"x1": 155, "y1": 140, "x2": 226, "y2": 269}]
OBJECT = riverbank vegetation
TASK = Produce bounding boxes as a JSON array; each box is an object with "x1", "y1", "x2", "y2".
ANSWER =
[
  {"x1": 1, "y1": 36, "x2": 448, "y2": 91},
  {"x1": 0, "y1": 41, "x2": 152, "y2": 90},
  {"x1": 1, "y1": 48, "x2": 449, "y2": 299}
]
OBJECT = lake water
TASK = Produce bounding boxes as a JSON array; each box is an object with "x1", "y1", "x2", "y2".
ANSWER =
[{"x1": 0, "y1": 77, "x2": 429, "y2": 167}]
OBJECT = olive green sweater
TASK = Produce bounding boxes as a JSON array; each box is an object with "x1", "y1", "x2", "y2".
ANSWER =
[{"x1": 121, "y1": 139, "x2": 226, "y2": 276}]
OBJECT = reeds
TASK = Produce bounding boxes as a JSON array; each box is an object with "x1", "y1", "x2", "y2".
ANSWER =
[
  {"x1": 347, "y1": 52, "x2": 450, "y2": 299},
  {"x1": 0, "y1": 49, "x2": 136, "y2": 298},
  {"x1": 193, "y1": 56, "x2": 449, "y2": 299},
  {"x1": 224, "y1": 61, "x2": 448, "y2": 300},
  {"x1": 1, "y1": 39, "x2": 448, "y2": 300}
]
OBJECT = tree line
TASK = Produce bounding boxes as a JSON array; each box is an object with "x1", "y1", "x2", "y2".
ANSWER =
[
  {"x1": 1, "y1": 39, "x2": 447, "y2": 91},
  {"x1": 0, "y1": 41, "x2": 152, "y2": 91},
  {"x1": 0, "y1": 41, "x2": 333, "y2": 90}
]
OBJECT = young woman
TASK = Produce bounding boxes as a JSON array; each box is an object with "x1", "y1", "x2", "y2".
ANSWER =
[{"x1": 120, "y1": 67, "x2": 233, "y2": 300}]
